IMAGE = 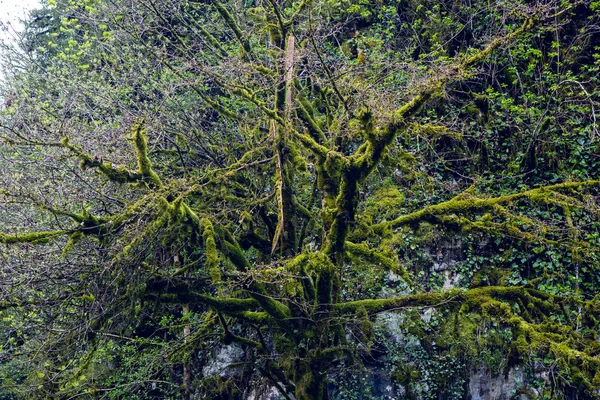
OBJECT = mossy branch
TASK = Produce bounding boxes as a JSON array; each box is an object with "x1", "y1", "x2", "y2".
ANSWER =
[
  {"x1": 410, "y1": 123, "x2": 462, "y2": 140},
  {"x1": 333, "y1": 286, "x2": 558, "y2": 317},
  {"x1": 285, "y1": 0, "x2": 312, "y2": 26},
  {"x1": 372, "y1": 180, "x2": 600, "y2": 233},
  {"x1": 59, "y1": 123, "x2": 162, "y2": 188},
  {"x1": 294, "y1": 131, "x2": 336, "y2": 160},
  {"x1": 217, "y1": 228, "x2": 293, "y2": 330},
  {"x1": 146, "y1": 286, "x2": 271, "y2": 324},
  {"x1": 295, "y1": 96, "x2": 326, "y2": 143},
  {"x1": 266, "y1": 0, "x2": 286, "y2": 43},
  {"x1": 206, "y1": 0, "x2": 251, "y2": 54},
  {"x1": 195, "y1": 24, "x2": 228, "y2": 57},
  {"x1": 201, "y1": 218, "x2": 220, "y2": 282},
  {"x1": 0, "y1": 230, "x2": 67, "y2": 245},
  {"x1": 130, "y1": 123, "x2": 163, "y2": 188},
  {"x1": 61, "y1": 137, "x2": 143, "y2": 184}
]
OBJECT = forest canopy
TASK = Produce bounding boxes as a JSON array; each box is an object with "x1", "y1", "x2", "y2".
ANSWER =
[{"x1": 1, "y1": 0, "x2": 600, "y2": 399}]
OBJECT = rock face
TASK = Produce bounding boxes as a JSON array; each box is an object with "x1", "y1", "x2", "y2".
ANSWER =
[
  {"x1": 427, "y1": 237, "x2": 464, "y2": 273},
  {"x1": 201, "y1": 344, "x2": 245, "y2": 378},
  {"x1": 246, "y1": 385, "x2": 281, "y2": 400},
  {"x1": 469, "y1": 368, "x2": 526, "y2": 400}
]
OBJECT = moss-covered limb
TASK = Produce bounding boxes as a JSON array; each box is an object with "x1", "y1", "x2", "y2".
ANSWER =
[
  {"x1": 42, "y1": 205, "x2": 103, "y2": 226},
  {"x1": 324, "y1": 169, "x2": 360, "y2": 264},
  {"x1": 222, "y1": 240, "x2": 253, "y2": 272},
  {"x1": 130, "y1": 123, "x2": 163, "y2": 188},
  {"x1": 463, "y1": 18, "x2": 534, "y2": 69},
  {"x1": 295, "y1": 95, "x2": 326, "y2": 143},
  {"x1": 227, "y1": 86, "x2": 283, "y2": 123},
  {"x1": 266, "y1": 0, "x2": 286, "y2": 46},
  {"x1": 224, "y1": 328, "x2": 263, "y2": 348},
  {"x1": 296, "y1": 201, "x2": 315, "y2": 223},
  {"x1": 293, "y1": 131, "x2": 340, "y2": 163},
  {"x1": 194, "y1": 24, "x2": 228, "y2": 57},
  {"x1": 61, "y1": 137, "x2": 143, "y2": 184},
  {"x1": 216, "y1": 229, "x2": 293, "y2": 328},
  {"x1": 245, "y1": 286, "x2": 292, "y2": 327},
  {"x1": 437, "y1": 215, "x2": 566, "y2": 247},
  {"x1": 283, "y1": 253, "x2": 320, "y2": 304},
  {"x1": 199, "y1": 94, "x2": 243, "y2": 120},
  {"x1": 285, "y1": 0, "x2": 312, "y2": 26},
  {"x1": 0, "y1": 230, "x2": 68, "y2": 244},
  {"x1": 203, "y1": 0, "x2": 251, "y2": 54},
  {"x1": 371, "y1": 180, "x2": 600, "y2": 233},
  {"x1": 294, "y1": 130, "x2": 336, "y2": 161},
  {"x1": 508, "y1": 317, "x2": 600, "y2": 375},
  {"x1": 315, "y1": 258, "x2": 335, "y2": 307},
  {"x1": 345, "y1": 241, "x2": 413, "y2": 286},
  {"x1": 334, "y1": 289, "x2": 461, "y2": 315},
  {"x1": 218, "y1": 313, "x2": 263, "y2": 349},
  {"x1": 333, "y1": 286, "x2": 560, "y2": 316},
  {"x1": 62, "y1": 231, "x2": 83, "y2": 256},
  {"x1": 146, "y1": 285, "x2": 271, "y2": 323},
  {"x1": 323, "y1": 117, "x2": 402, "y2": 263},
  {"x1": 236, "y1": 311, "x2": 272, "y2": 323},
  {"x1": 201, "y1": 218, "x2": 220, "y2": 281},
  {"x1": 454, "y1": 293, "x2": 600, "y2": 369},
  {"x1": 205, "y1": 301, "x2": 271, "y2": 324},
  {"x1": 409, "y1": 122, "x2": 462, "y2": 140},
  {"x1": 60, "y1": 123, "x2": 162, "y2": 188}
]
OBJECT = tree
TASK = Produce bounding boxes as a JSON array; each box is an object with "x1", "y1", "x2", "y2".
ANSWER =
[{"x1": 1, "y1": 0, "x2": 600, "y2": 399}]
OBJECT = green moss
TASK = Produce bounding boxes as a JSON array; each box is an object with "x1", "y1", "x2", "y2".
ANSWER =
[
  {"x1": 62, "y1": 231, "x2": 83, "y2": 257},
  {"x1": 130, "y1": 122, "x2": 163, "y2": 188},
  {"x1": 196, "y1": 294, "x2": 259, "y2": 313},
  {"x1": 62, "y1": 137, "x2": 144, "y2": 184},
  {"x1": 209, "y1": 0, "x2": 251, "y2": 54},
  {"x1": 363, "y1": 183, "x2": 405, "y2": 221},
  {"x1": 334, "y1": 289, "x2": 461, "y2": 315},
  {"x1": 411, "y1": 123, "x2": 462, "y2": 140},
  {"x1": 201, "y1": 218, "x2": 220, "y2": 281},
  {"x1": 372, "y1": 180, "x2": 600, "y2": 238},
  {"x1": 0, "y1": 230, "x2": 65, "y2": 244}
]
